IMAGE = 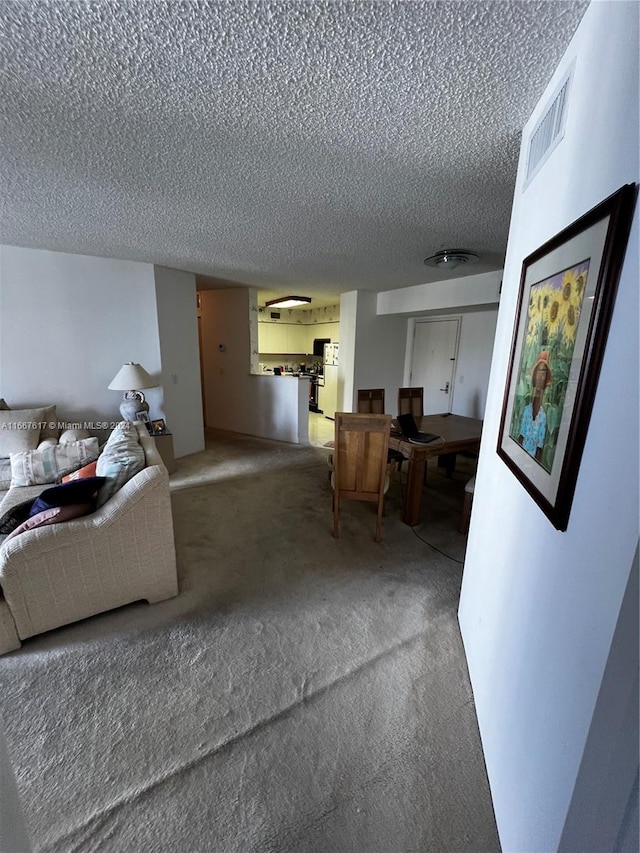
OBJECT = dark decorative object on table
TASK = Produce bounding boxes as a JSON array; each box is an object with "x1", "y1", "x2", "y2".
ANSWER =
[
  {"x1": 151, "y1": 418, "x2": 167, "y2": 435},
  {"x1": 136, "y1": 411, "x2": 153, "y2": 434}
]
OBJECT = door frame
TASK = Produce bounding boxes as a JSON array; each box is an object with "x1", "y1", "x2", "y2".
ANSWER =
[{"x1": 404, "y1": 314, "x2": 462, "y2": 412}]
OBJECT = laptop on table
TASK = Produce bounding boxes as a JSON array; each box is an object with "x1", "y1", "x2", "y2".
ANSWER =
[{"x1": 396, "y1": 413, "x2": 440, "y2": 444}]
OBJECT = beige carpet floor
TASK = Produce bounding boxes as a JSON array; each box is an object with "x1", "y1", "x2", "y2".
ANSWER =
[{"x1": 0, "y1": 429, "x2": 500, "y2": 853}]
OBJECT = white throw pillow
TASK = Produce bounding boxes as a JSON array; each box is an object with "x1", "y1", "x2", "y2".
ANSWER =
[
  {"x1": 37, "y1": 438, "x2": 59, "y2": 450},
  {"x1": 96, "y1": 422, "x2": 145, "y2": 507},
  {"x1": 59, "y1": 428, "x2": 91, "y2": 444},
  {"x1": 0, "y1": 407, "x2": 49, "y2": 458},
  {"x1": 10, "y1": 438, "x2": 100, "y2": 487}
]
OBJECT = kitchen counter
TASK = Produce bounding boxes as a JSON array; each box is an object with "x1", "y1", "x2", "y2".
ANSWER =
[
  {"x1": 256, "y1": 371, "x2": 322, "y2": 379},
  {"x1": 247, "y1": 372, "x2": 309, "y2": 443}
]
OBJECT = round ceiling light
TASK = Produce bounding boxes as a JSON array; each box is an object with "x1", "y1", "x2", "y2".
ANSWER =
[{"x1": 424, "y1": 249, "x2": 480, "y2": 271}]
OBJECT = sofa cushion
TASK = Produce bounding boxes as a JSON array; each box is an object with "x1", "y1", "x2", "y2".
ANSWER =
[
  {"x1": 0, "y1": 408, "x2": 49, "y2": 457},
  {"x1": 9, "y1": 438, "x2": 100, "y2": 487},
  {"x1": 62, "y1": 460, "x2": 98, "y2": 483},
  {"x1": 29, "y1": 477, "x2": 106, "y2": 517},
  {"x1": 0, "y1": 458, "x2": 11, "y2": 491},
  {"x1": 0, "y1": 484, "x2": 45, "y2": 516},
  {"x1": 4, "y1": 503, "x2": 94, "y2": 544},
  {"x1": 96, "y1": 422, "x2": 145, "y2": 507},
  {"x1": 37, "y1": 404, "x2": 58, "y2": 441}
]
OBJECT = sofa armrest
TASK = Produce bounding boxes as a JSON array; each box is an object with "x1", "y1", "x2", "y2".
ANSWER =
[
  {"x1": 0, "y1": 463, "x2": 177, "y2": 640},
  {"x1": 135, "y1": 422, "x2": 165, "y2": 469}
]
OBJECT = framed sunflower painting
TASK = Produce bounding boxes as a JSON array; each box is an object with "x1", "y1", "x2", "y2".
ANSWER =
[{"x1": 497, "y1": 183, "x2": 637, "y2": 530}]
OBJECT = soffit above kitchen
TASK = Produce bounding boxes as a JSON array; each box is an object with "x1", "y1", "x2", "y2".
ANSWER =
[{"x1": 0, "y1": 1, "x2": 589, "y2": 308}]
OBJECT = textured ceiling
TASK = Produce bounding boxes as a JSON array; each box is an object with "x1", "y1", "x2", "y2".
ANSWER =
[{"x1": 0, "y1": 0, "x2": 589, "y2": 307}]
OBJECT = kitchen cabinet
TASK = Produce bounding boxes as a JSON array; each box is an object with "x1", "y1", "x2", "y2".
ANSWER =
[
  {"x1": 259, "y1": 322, "x2": 307, "y2": 354},
  {"x1": 287, "y1": 324, "x2": 307, "y2": 354},
  {"x1": 258, "y1": 320, "x2": 339, "y2": 355},
  {"x1": 306, "y1": 322, "x2": 339, "y2": 353},
  {"x1": 258, "y1": 322, "x2": 271, "y2": 352},
  {"x1": 259, "y1": 322, "x2": 287, "y2": 353}
]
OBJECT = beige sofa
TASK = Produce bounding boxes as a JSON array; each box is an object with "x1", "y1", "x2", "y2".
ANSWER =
[{"x1": 0, "y1": 423, "x2": 178, "y2": 654}]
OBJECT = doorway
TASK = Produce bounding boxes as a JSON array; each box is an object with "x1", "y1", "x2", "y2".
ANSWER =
[
  {"x1": 409, "y1": 318, "x2": 460, "y2": 414},
  {"x1": 196, "y1": 293, "x2": 207, "y2": 426}
]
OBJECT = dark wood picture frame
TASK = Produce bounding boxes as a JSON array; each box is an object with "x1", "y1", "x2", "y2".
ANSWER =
[
  {"x1": 151, "y1": 418, "x2": 167, "y2": 435},
  {"x1": 497, "y1": 183, "x2": 637, "y2": 531}
]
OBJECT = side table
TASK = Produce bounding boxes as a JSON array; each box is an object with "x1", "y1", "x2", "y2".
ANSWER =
[{"x1": 153, "y1": 432, "x2": 176, "y2": 474}]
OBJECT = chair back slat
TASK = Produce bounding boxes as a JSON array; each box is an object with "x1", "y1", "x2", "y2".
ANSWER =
[
  {"x1": 357, "y1": 388, "x2": 385, "y2": 414},
  {"x1": 398, "y1": 387, "x2": 424, "y2": 418}
]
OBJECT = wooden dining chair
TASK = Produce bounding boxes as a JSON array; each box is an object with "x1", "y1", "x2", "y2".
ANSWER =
[
  {"x1": 357, "y1": 387, "x2": 405, "y2": 474},
  {"x1": 324, "y1": 386, "x2": 385, "y2": 475},
  {"x1": 397, "y1": 387, "x2": 423, "y2": 418},
  {"x1": 322, "y1": 384, "x2": 385, "y2": 465},
  {"x1": 356, "y1": 388, "x2": 385, "y2": 414},
  {"x1": 397, "y1": 386, "x2": 430, "y2": 483},
  {"x1": 331, "y1": 412, "x2": 392, "y2": 542}
]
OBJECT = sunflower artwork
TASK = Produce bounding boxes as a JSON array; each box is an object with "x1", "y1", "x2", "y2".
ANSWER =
[{"x1": 508, "y1": 260, "x2": 589, "y2": 472}]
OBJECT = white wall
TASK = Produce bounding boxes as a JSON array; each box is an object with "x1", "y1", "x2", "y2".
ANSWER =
[
  {"x1": 558, "y1": 545, "x2": 638, "y2": 853},
  {"x1": 0, "y1": 716, "x2": 31, "y2": 852},
  {"x1": 0, "y1": 246, "x2": 204, "y2": 457},
  {"x1": 450, "y1": 309, "x2": 498, "y2": 418},
  {"x1": 401, "y1": 309, "x2": 498, "y2": 418},
  {"x1": 0, "y1": 246, "x2": 163, "y2": 428},
  {"x1": 200, "y1": 288, "x2": 308, "y2": 444},
  {"x1": 339, "y1": 290, "x2": 497, "y2": 419},
  {"x1": 337, "y1": 291, "x2": 357, "y2": 412},
  {"x1": 376, "y1": 269, "x2": 501, "y2": 315},
  {"x1": 154, "y1": 266, "x2": 205, "y2": 458},
  {"x1": 351, "y1": 291, "x2": 407, "y2": 412},
  {"x1": 458, "y1": 3, "x2": 639, "y2": 852}
]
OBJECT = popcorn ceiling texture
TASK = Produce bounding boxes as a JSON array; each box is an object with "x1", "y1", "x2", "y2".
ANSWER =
[{"x1": 0, "y1": 0, "x2": 588, "y2": 301}]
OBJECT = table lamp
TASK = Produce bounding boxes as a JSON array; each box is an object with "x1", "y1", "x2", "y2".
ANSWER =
[{"x1": 108, "y1": 362, "x2": 158, "y2": 421}]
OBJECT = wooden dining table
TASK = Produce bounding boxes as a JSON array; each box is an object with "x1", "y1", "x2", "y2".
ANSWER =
[{"x1": 388, "y1": 413, "x2": 483, "y2": 526}]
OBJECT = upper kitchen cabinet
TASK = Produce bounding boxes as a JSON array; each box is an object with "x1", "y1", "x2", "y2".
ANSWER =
[
  {"x1": 258, "y1": 319, "x2": 340, "y2": 355},
  {"x1": 287, "y1": 324, "x2": 308, "y2": 354},
  {"x1": 308, "y1": 322, "x2": 338, "y2": 347},
  {"x1": 259, "y1": 321, "x2": 306, "y2": 354},
  {"x1": 259, "y1": 322, "x2": 281, "y2": 353}
]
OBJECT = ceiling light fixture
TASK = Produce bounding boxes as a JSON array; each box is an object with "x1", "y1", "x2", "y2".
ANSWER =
[
  {"x1": 265, "y1": 296, "x2": 311, "y2": 309},
  {"x1": 424, "y1": 249, "x2": 480, "y2": 272}
]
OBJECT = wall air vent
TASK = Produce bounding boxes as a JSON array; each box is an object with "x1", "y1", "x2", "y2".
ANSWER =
[
  {"x1": 523, "y1": 62, "x2": 574, "y2": 190},
  {"x1": 270, "y1": 311, "x2": 281, "y2": 319}
]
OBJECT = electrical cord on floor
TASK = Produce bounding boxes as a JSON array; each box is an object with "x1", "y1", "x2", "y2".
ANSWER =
[{"x1": 395, "y1": 460, "x2": 465, "y2": 565}]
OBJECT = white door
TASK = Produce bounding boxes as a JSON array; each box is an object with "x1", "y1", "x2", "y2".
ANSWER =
[{"x1": 410, "y1": 318, "x2": 460, "y2": 414}]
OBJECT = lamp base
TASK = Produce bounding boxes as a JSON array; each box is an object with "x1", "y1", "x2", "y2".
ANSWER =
[{"x1": 120, "y1": 396, "x2": 149, "y2": 422}]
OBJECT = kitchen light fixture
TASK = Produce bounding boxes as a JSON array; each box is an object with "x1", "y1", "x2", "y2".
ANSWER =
[
  {"x1": 424, "y1": 249, "x2": 480, "y2": 271},
  {"x1": 265, "y1": 296, "x2": 311, "y2": 309},
  {"x1": 108, "y1": 362, "x2": 158, "y2": 421}
]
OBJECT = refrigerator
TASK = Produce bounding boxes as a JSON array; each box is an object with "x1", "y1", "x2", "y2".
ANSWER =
[{"x1": 318, "y1": 342, "x2": 339, "y2": 419}]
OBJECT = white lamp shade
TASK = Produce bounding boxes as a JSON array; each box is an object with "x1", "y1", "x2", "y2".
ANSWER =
[{"x1": 108, "y1": 363, "x2": 157, "y2": 391}]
